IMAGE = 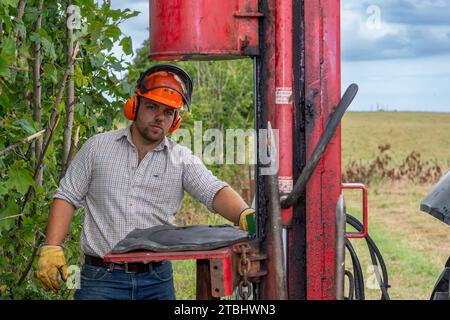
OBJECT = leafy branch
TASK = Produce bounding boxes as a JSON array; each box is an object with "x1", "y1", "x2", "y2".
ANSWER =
[{"x1": 0, "y1": 129, "x2": 45, "y2": 157}]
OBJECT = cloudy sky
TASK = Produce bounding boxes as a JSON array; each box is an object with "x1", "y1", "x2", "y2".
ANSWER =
[{"x1": 110, "y1": 0, "x2": 450, "y2": 112}]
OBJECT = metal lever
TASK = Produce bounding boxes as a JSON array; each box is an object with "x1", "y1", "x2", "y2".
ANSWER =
[{"x1": 281, "y1": 83, "x2": 359, "y2": 209}]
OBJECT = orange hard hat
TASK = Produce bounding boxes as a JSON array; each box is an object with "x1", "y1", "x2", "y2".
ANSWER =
[
  {"x1": 123, "y1": 64, "x2": 193, "y2": 133},
  {"x1": 136, "y1": 71, "x2": 185, "y2": 109}
]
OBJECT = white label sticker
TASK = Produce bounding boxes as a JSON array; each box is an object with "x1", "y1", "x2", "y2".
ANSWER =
[
  {"x1": 275, "y1": 87, "x2": 293, "y2": 105},
  {"x1": 278, "y1": 176, "x2": 293, "y2": 194}
]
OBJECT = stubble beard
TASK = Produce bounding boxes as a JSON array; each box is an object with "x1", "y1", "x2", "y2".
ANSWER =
[{"x1": 134, "y1": 121, "x2": 165, "y2": 144}]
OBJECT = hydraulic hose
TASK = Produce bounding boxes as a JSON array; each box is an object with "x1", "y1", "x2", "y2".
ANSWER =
[
  {"x1": 345, "y1": 214, "x2": 391, "y2": 300},
  {"x1": 345, "y1": 238, "x2": 365, "y2": 300}
]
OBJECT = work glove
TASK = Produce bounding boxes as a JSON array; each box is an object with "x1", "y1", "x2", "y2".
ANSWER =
[
  {"x1": 36, "y1": 245, "x2": 68, "y2": 292},
  {"x1": 239, "y1": 208, "x2": 256, "y2": 234}
]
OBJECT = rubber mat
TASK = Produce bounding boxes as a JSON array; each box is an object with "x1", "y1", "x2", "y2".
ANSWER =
[{"x1": 111, "y1": 224, "x2": 250, "y2": 253}]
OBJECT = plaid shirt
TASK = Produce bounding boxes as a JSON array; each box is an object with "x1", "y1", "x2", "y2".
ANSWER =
[{"x1": 54, "y1": 126, "x2": 228, "y2": 257}]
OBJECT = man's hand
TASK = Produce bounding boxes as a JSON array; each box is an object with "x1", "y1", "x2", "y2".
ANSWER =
[
  {"x1": 36, "y1": 245, "x2": 68, "y2": 292},
  {"x1": 239, "y1": 208, "x2": 256, "y2": 233}
]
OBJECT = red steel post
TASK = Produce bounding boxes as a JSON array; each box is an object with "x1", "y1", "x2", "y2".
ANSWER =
[
  {"x1": 275, "y1": 0, "x2": 294, "y2": 227},
  {"x1": 304, "y1": 0, "x2": 341, "y2": 300}
]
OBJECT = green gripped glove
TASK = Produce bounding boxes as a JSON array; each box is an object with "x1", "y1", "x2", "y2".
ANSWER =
[{"x1": 239, "y1": 208, "x2": 256, "y2": 234}]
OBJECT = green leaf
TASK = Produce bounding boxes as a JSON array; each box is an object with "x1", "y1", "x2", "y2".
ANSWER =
[
  {"x1": 120, "y1": 36, "x2": 133, "y2": 55},
  {"x1": 75, "y1": 102, "x2": 85, "y2": 116},
  {"x1": 15, "y1": 22, "x2": 26, "y2": 39},
  {"x1": 37, "y1": 28, "x2": 49, "y2": 38},
  {"x1": 0, "y1": 52, "x2": 11, "y2": 78},
  {"x1": 105, "y1": 25, "x2": 121, "y2": 41},
  {"x1": 1, "y1": 14, "x2": 12, "y2": 33},
  {"x1": 0, "y1": 183, "x2": 7, "y2": 196},
  {"x1": 122, "y1": 81, "x2": 133, "y2": 96},
  {"x1": 11, "y1": 117, "x2": 36, "y2": 135},
  {"x1": 0, "y1": 0, "x2": 19, "y2": 7},
  {"x1": 43, "y1": 63, "x2": 58, "y2": 84},
  {"x1": 122, "y1": 10, "x2": 140, "y2": 20},
  {"x1": 1, "y1": 35, "x2": 16, "y2": 58},
  {"x1": 0, "y1": 197, "x2": 19, "y2": 218},
  {"x1": 103, "y1": 38, "x2": 113, "y2": 52},
  {"x1": 5, "y1": 163, "x2": 34, "y2": 195},
  {"x1": 40, "y1": 37, "x2": 57, "y2": 61},
  {"x1": 58, "y1": 100, "x2": 65, "y2": 113},
  {"x1": 82, "y1": 94, "x2": 92, "y2": 105},
  {"x1": 87, "y1": 21, "x2": 104, "y2": 42},
  {"x1": 24, "y1": 6, "x2": 38, "y2": 24},
  {"x1": 29, "y1": 32, "x2": 40, "y2": 44},
  {"x1": 89, "y1": 53, "x2": 105, "y2": 68},
  {"x1": 0, "y1": 218, "x2": 15, "y2": 234},
  {"x1": 0, "y1": 90, "x2": 11, "y2": 108},
  {"x1": 108, "y1": 9, "x2": 123, "y2": 21}
]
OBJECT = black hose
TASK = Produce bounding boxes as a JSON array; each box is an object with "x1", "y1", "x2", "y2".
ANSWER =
[
  {"x1": 346, "y1": 214, "x2": 391, "y2": 300},
  {"x1": 344, "y1": 214, "x2": 391, "y2": 300},
  {"x1": 345, "y1": 238, "x2": 365, "y2": 300},
  {"x1": 345, "y1": 270, "x2": 355, "y2": 300}
]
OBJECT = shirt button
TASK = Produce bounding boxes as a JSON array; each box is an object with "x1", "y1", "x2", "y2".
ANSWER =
[{"x1": 129, "y1": 203, "x2": 133, "y2": 207}]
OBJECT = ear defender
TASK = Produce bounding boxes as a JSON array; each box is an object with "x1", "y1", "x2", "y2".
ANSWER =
[
  {"x1": 168, "y1": 114, "x2": 182, "y2": 134},
  {"x1": 124, "y1": 96, "x2": 138, "y2": 121}
]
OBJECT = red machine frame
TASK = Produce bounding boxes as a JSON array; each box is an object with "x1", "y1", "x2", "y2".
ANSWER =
[
  {"x1": 343, "y1": 183, "x2": 369, "y2": 239},
  {"x1": 104, "y1": 242, "x2": 266, "y2": 299},
  {"x1": 106, "y1": 0, "x2": 356, "y2": 300}
]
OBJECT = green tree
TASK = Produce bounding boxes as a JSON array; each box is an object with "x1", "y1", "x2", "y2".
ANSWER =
[{"x1": 0, "y1": 0, "x2": 139, "y2": 299}]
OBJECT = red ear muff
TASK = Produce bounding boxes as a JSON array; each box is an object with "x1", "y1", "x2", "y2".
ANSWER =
[
  {"x1": 168, "y1": 114, "x2": 182, "y2": 134},
  {"x1": 124, "y1": 96, "x2": 138, "y2": 121}
]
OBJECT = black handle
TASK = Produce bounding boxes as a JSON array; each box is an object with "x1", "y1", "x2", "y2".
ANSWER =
[{"x1": 281, "y1": 83, "x2": 359, "y2": 209}]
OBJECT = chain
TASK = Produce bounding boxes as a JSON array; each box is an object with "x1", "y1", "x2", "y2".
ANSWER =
[{"x1": 237, "y1": 244, "x2": 252, "y2": 300}]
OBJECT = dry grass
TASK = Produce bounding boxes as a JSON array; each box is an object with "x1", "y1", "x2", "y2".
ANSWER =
[
  {"x1": 342, "y1": 112, "x2": 450, "y2": 168},
  {"x1": 342, "y1": 112, "x2": 450, "y2": 300},
  {"x1": 344, "y1": 180, "x2": 450, "y2": 299}
]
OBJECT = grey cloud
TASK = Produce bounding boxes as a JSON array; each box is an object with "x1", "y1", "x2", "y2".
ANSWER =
[
  {"x1": 343, "y1": 0, "x2": 450, "y2": 60},
  {"x1": 352, "y1": 0, "x2": 450, "y2": 25}
]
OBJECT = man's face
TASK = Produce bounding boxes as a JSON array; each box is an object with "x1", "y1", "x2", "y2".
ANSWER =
[{"x1": 133, "y1": 97, "x2": 176, "y2": 143}]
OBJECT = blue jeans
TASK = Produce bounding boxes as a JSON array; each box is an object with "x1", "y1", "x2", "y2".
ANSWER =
[{"x1": 74, "y1": 261, "x2": 176, "y2": 300}]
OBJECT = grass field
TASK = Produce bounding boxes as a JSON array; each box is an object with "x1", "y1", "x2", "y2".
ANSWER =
[
  {"x1": 342, "y1": 111, "x2": 450, "y2": 300},
  {"x1": 342, "y1": 112, "x2": 450, "y2": 167},
  {"x1": 172, "y1": 111, "x2": 450, "y2": 300}
]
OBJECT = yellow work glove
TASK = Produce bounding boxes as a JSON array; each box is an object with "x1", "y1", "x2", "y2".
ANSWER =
[
  {"x1": 36, "y1": 245, "x2": 68, "y2": 292},
  {"x1": 238, "y1": 208, "x2": 256, "y2": 233}
]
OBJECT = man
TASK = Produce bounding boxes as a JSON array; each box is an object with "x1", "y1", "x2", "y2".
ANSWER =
[{"x1": 36, "y1": 64, "x2": 255, "y2": 300}]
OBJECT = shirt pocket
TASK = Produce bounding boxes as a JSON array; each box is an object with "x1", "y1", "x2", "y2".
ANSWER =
[{"x1": 140, "y1": 169, "x2": 184, "y2": 210}]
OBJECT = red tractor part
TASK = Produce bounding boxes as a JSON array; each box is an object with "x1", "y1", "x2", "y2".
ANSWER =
[
  {"x1": 149, "y1": 0, "x2": 262, "y2": 60},
  {"x1": 137, "y1": 0, "x2": 346, "y2": 300},
  {"x1": 342, "y1": 183, "x2": 369, "y2": 239},
  {"x1": 104, "y1": 242, "x2": 266, "y2": 300}
]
